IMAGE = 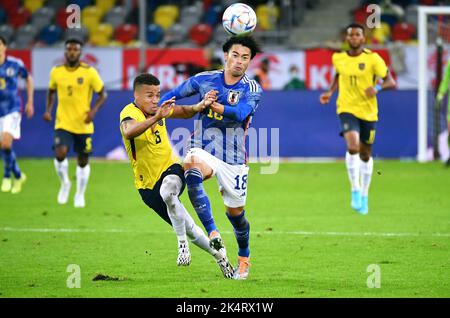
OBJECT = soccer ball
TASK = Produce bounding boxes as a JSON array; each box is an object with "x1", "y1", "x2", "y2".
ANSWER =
[{"x1": 222, "y1": 3, "x2": 257, "y2": 36}]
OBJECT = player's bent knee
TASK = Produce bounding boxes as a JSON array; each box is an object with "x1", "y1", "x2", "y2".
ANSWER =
[
  {"x1": 184, "y1": 157, "x2": 213, "y2": 180},
  {"x1": 55, "y1": 147, "x2": 68, "y2": 161},
  {"x1": 0, "y1": 134, "x2": 13, "y2": 149},
  {"x1": 183, "y1": 155, "x2": 202, "y2": 170},
  {"x1": 360, "y1": 153, "x2": 371, "y2": 162},
  {"x1": 347, "y1": 145, "x2": 359, "y2": 154},
  {"x1": 160, "y1": 175, "x2": 182, "y2": 204},
  {"x1": 226, "y1": 206, "x2": 245, "y2": 216}
]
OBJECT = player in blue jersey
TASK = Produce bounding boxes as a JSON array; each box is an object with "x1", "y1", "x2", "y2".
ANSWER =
[
  {"x1": 160, "y1": 36, "x2": 263, "y2": 280},
  {"x1": 0, "y1": 36, "x2": 34, "y2": 194}
]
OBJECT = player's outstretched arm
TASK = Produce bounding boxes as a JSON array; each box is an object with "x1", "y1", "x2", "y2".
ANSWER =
[
  {"x1": 43, "y1": 89, "x2": 56, "y2": 122},
  {"x1": 319, "y1": 74, "x2": 339, "y2": 105},
  {"x1": 169, "y1": 90, "x2": 218, "y2": 119},
  {"x1": 85, "y1": 88, "x2": 108, "y2": 124},
  {"x1": 121, "y1": 100, "x2": 173, "y2": 139},
  {"x1": 25, "y1": 74, "x2": 34, "y2": 119}
]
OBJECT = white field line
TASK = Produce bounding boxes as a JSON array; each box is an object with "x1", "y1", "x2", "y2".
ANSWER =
[{"x1": 1, "y1": 227, "x2": 449, "y2": 237}]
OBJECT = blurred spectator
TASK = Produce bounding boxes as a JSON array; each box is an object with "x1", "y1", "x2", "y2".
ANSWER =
[
  {"x1": 173, "y1": 62, "x2": 205, "y2": 78},
  {"x1": 253, "y1": 58, "x2": 271, "y2": 90},
  {"x1": 283, "y1": 65, "x2": 305, "y2": 90}
]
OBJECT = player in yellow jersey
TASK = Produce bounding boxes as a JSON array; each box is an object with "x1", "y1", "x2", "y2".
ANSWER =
[
  {"x1": 43, "y1": 39, "x2": 107, "y2": 208},
  {"x1": 319, "y1": 23, "x2": 396, "y2": 215},
  {"x1": 120, "y1": 73, "x2": 234, "y2": 278}
]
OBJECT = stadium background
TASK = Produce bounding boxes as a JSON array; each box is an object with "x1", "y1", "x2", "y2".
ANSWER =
[{"x1": 0, "y1": 0, "x2": 442, "y2": 160}]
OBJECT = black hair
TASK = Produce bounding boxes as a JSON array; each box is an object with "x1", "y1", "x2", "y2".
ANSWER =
[
  {"x1": 0, "y1": 36, "x2": 7, "y2": 46},
  {"x1": 222, "y1": 36, "x2": 261, "y2": 59},
  {"x1": 65, "y1": 38, "x2": 84, "y2": 47},
  {"x1": 133, "y1": 73, "x2": 160, "y2": 91},
  {"x1": 346, "y1": 23, "x2": 365, "y2": 34}
]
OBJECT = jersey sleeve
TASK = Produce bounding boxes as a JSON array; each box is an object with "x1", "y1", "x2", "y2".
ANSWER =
[
  {"x1": 16, "y1": 60, "x2": 29, "y2": 79},
  {"x1": 48, "y1": 67, "x2": 57, "y2": 90},
  {"x1": 89, "y1": 67, "x2": 104, "y2": 93},
  {"x1": 120, "y1": 106, "x2": 137, "y2": 123},
  {"x1": 159, "y1": 75, "x2": 201, "y2": 104},
  {"x1": 373, "y1": 53, "x2": 388, "y2": 78}
]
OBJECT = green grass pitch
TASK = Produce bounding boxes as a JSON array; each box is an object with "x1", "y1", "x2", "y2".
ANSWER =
[{"x1": 0, "y1": 159, "x2": 449, "y2": 298}]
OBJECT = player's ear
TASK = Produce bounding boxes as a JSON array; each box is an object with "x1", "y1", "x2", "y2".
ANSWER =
[{"x1": 223, "y1": 52, "x2": 228, "y2": 63}]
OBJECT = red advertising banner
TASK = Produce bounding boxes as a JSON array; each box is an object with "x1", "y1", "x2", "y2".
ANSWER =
[
  {"x1": 7, "y1": 50, "x2": 32, "y2": 73},
  {"x1": 122, "y1": 49, "x2": 210, "y2": 90},
  {"x1": 305, "y1": 49, "x2": 335, "y2": 89}
]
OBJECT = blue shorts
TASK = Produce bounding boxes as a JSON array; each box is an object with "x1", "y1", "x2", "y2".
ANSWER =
[
  {"x1": 53, "y1": 129, "x2": 93, "y2": 155},
  {"x1": 338, "y1": 113, "x2": 377, "y2": 145}
]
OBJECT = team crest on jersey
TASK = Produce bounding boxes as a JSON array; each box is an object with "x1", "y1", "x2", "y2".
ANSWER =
[
  {"x1": 6, "y1": 67, "x2": 15, "y2": 77},
  {"x1": 227, "y1": 90, "x2": 240, "y2": 105},
  {"x1": 77, "y1": 77, "x2": 84, "y2": 84},
  {"x1": 158, "y1": 120, "x2": 164, "y2": 126},
  {"x1": 359, "y1": 63, "x2": 365, "y2": 70}
]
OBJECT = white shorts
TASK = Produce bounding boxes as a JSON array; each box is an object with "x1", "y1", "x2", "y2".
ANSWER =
[
  {"x1": 0, "y1": 112, "x2": 21, "y2": 140},
  {"x1": 184, "y1": 147, "x2": 250, "y2": 208}
]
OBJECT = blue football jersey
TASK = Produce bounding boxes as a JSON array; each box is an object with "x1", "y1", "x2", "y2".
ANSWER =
[
  {"x1": 0, "y1": 56, "x2": 29, "y2": 117},
  {"x1": 161, "y1": 70, "x2": 263, "y2": 165}
]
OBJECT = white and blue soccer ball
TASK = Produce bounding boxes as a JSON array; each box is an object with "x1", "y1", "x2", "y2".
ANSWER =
[{"x1": 222, "y1": 3, "x2": 257, "y2": 36}]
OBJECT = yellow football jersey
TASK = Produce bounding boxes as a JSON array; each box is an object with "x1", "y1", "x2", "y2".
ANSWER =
[
  {"x1": 49, "y1": 63, "x2": 104, "y2": 134},
  {"x1": 332, "y1": 49, "x2": 388, "y2": 121},
  {"x1": 119, "y1": 103, "x2": 180, "y2": 190}
]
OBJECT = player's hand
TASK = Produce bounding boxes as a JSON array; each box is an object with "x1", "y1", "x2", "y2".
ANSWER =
[
  {"x1": 203, "y1": 90, "x2": 218, "y2": 107},
  {"x1": 436, "y1": 93, "x2": 444, "y2": 102},
  {"x1": 365, "y1": 87, "x2": 377, "y2": 98},
  {"x1": 84, "y1": 109, "x2": 96, "y2": 123},
  {"x1": 25, "y1": 102, "x2": 34, "y2": 119},
  {"x1": 319, "y1": 91, "x2": 332, "y2": 104},
  {"x1": 43, "y1": 111, "x2": 52, "y2": 122},
  {"x1": 157, "y1": 97, "x2": 175, "y2": 119},
  {"x1": 210, "y1": 102, "x2": 224, "y2": 114}
]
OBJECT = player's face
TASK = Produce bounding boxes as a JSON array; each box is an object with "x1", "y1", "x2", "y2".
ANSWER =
[
  {"x1": 134, "y1": 84, "x2": 160, "y2": 115},
  {"x1": 346, "y1": 27, "x2": 365, "y2": 49},
  {"x1": 65, "y1": 43, "x2": 82, "y2": 64},
  {"x1": 224, "y1": 44, "x2": 252, "y2": 77}
]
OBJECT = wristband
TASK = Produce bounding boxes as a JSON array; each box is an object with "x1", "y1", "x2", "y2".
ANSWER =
[{"x1": 374, "y1": 84, "x2": 382, "y2": 92}]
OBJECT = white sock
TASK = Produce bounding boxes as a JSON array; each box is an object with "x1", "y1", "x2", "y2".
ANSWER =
[
  {"x1": 345, "y1": 152, "x2": 360, "y2": 191},
  {"x1": 54, "y1": 158, "x2": 69, "y2": 184},
  {"x1": 438, "y1": 130, "x2": 450, "y2": 162},
  {"x1": 183, "y1": 206, "x2": 220, "y2": 259},
  {"x1": 160, "y1": 175, "x2": 187, "y2": 243},
  {"x1": 360, "y1": 157, "x2": 374, "y2": 197},
  {"x1": 76, "y1": 164, "x2": 90, "y2": 197}
]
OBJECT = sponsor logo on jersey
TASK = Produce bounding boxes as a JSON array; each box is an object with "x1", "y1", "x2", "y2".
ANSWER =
[
  {"x1": 6, "y1": 67, "x2": 15, "y2": 77},
  {"x1": 227, "y1": 90, "x2": 240, "y2": 105}
]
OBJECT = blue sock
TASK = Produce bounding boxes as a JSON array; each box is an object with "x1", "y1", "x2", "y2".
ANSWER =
[
  {"x1": 227, "y1": 211, "x2": 250, "y2": 257},
  {"x1": 184, "y1": 168, "x2": 217, "y2": 235},
  {"x1": 10, "y1": 150, "x2": 21, "y2": 179},
  {"x1": 2, "y1": 148, "x2": 13, "y2": 178}
]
